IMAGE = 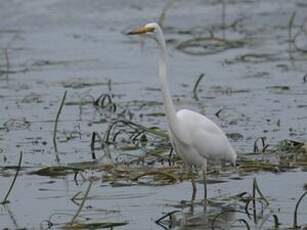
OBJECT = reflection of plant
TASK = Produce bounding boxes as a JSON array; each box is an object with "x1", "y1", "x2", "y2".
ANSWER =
[
  {"x1": 154, "y1": 178, "x2": 275, "y2": 229},
  {"x1": 155, "y1": 178, "x2": 307, "y2": 229}
]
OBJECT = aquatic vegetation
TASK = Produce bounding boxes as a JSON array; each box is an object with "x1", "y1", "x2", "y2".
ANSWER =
[
  {"x1": 53, "y1": 90, "x2": 68, "y2": 161},
  {"x1": 62, "y1": 221, "x2": 128, "y2": 229},
  {"x1": 1, "y1": 82, "x2": 306, "y2": 229},
  {"x1": 0, "y1": 152, "x2": 22, "y2": 205},
  {"x1": 69, "y1": 180, "x2": 93, "y2": 226},
  {"x1": 176, "y1": 36, "x2": 246, "y2": 56},
  {"x1": 192, "y1": 73, "x2": 205, "y2": 101},
  {"x1": 1, "y1": 0, "x2": 307, "y2": 229},
  {"x1": 155, "y1": 177, "x2": 307, "y2": 229},
  {"x1": 288, "y1": 11, "x2": 307, "y2": 55}
]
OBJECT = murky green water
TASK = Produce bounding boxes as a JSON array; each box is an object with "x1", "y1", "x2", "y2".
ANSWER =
[{"x1": 0, "y1": 0, "x2": 307, "y2": 229}]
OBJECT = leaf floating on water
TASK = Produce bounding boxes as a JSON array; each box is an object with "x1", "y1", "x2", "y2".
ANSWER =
[
  {"x1": 238, "y1": 159, "x2": 291, "y2": 173},
  {"x1": 145, "y1": 112, "x2": 165, "y2": 117},
  {"x1": 68, "y1": 162, "x2": 113, "y2": 170},
  {"x1": 236, "y1": 53, "x2": 280, "y2": 63},
  {"x1": 266, "y1": 85, "x2": 290, "y2": 94},
  {"x1": 30, "y1": 166, "x2": 83, "y2": 177},
  {"x1": 132, "y1": 170, "x2": 178, "y2": 184},
  {"x1": 30, "y1": 162, "x2": 115, "y2": 177},
  {"x1": 62, "y1": 221, "x2": 128, "y2": 229}
]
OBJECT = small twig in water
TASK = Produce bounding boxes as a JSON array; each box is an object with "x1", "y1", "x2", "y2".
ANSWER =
[
  {"x1": 253, "y1": 178, "x2": 269, "y2": 206},
  {"x1": 253, "y1": 137, "x2": 268, "y2": 153},
  {"x1": 252, "y1": 178, "x2": 257, "y2": 224},
  {"x1": 192, "y1": 73, "x2": 205, "y2": 101},
  {"x1": 168, "y1": 147, "x2": 173, "y2": 166},
  {"x1": 104, "y1": 119, "x2": 168, "y2": 144},
  {"x1": 70, "y1": 191, "x2": 83, "y2": 206},
  {"x1": 293, "y1": 191, "x2": 307, "y2": 228},
  {"x1": 155, "y1": 210, "x2": 179, "y2": 230},
  {"x1": 101, "y1": 94, "x2": 112, "y2": 107},
  {"x1": 272, "y1": 214, "x2": 280, "y2": 228},
  {"x1": 90, "y1": 132, "x2": 97, "y2": 160},
  {"x1": 249, "y1": 178, "x2": 270, "y2": 224},
  {"x1": 69, "y1": 180, "x2": 93, "y2": 225},
  {"x1": 107, "y1": 79, "x2": 112, "y2": 92},
  {"x1": 233, "y1": 219, "x2": 251, "y2": 230},
  {"x1": 95, "y1": 131, "x2": 105, "y2": 150},
  {"x1": 53, "y1": 90, "x2": 68, "y2": 161},
  {"x1": 94, "y1": 94, "x2": 116, "y2": 112},
  {"x1": 1, "y1": 152, "x2": 23, "y2": 204},
  {"x1": 215, "y1": 108, "x2": 224, "y2": 118},
  {"x1": 93, "y1": 94, "x2": 104, "y2": 106}
]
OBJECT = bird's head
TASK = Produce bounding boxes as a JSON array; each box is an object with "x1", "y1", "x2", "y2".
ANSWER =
[{"x1": 127, "y1": 22, "x2": 160, "y2": 40}]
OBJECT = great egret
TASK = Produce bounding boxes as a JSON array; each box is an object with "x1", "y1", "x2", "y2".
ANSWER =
[{"x1": 127, "y1": 22, "x2": 236, "y2": 206}]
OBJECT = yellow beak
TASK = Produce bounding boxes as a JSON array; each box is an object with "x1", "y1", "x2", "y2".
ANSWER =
[{"x1": 127, "y1": 26, "x2": 154, "y2": 35}]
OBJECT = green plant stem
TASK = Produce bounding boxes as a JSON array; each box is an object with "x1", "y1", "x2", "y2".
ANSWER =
[
  {"x1": 69, "y1": 180, "x2": 93, "y2": 225},
  {"x1": 252, "y1": 178, "x2": 257, "y2": 224},
  {"x1": 1, "y1": 152, "x2": 23, "y2": 204},
  {"x1": 53, "y1": 90, "x2": 67, "y2": 161},
  {"x1": 254, "y1": 178, "x2": 269, "y2": 205},
  {"x1": 293, "y1": 191, "x2": 307, "y2": 228},
  {"x1": 192, "y1": 73, "x2": 204, "y2": 100}
]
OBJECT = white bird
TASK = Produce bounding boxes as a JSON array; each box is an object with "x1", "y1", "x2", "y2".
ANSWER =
[{"x1": 127, "y1": 22, "x2": 237, "y2": 206}]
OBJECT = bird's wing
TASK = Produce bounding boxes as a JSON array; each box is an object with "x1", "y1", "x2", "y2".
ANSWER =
[{"x1": 176, "y1": 109, "x2": 233, "y2": 161}]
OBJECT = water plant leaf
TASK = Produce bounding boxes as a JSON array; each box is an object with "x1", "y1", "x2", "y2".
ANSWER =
[
  {"x1": 132, "y1": 170, "x2": 178, "y2": 184},
  {"x1": 30, "y1": 166, "x2": 83, "y2": 177},
  {"x1": 62, "y1": 221, "x2": 128, "y2": 229}
]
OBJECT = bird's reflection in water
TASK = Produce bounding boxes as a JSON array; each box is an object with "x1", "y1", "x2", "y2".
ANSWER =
[{"x1": 156, "y1": 202, "x2": 236, "y2": 230}]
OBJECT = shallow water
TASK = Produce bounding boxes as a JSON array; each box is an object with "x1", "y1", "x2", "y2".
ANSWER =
[{"x1": 0, "y1": 0, "x2": 307, "y2": 229}]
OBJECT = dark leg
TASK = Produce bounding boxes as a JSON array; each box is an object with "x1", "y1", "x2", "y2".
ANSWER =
[
  {"x1": 202, "y1": 159, "x2": 208, "y2": 207},
  {"x1": 190, "y1": 167, "x2": 197, "y2": 202}
]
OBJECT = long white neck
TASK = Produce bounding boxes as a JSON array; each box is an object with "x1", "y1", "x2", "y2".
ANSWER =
[{"x1": 155, "y1": 26, "x2": 179, "y2": 134}]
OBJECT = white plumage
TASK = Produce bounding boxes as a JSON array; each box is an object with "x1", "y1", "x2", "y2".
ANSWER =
[
  {"x1": 173, "y1": 109, "x2": 236, "y2": 166},
  {"x1": 128, "y1": 22, "x2": 236, "y2": 206}
]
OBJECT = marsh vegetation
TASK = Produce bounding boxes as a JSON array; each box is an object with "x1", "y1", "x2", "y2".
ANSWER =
[{"x1": 0, "y1": 0, "x2": 307, "y2": 229}]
